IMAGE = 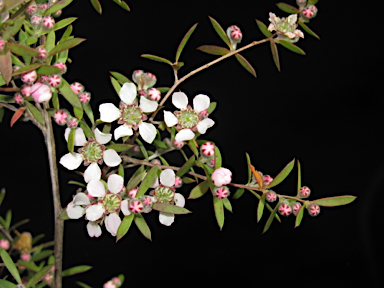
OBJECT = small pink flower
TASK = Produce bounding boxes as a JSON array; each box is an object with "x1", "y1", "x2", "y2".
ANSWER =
[
  {"x1": 302, "y1": 8, "x2": 313, "y2": 18},
  {"x1": 20, "y1": 253, "x2": 30, "y2": 261},
  {"x1": 31, "y1": 82, "x2": 52, "y2": 103},
  {"x1": 79, "y1": 92, "x2": 91, "y2": 104},
  {"x1": 263, "y1": 175, "x2": 274, "y2": 186},
  {"x1": 67, "y1": 117, "x2": 79, "y2": 128},
  {"x1": 54, "y1": 62, "x2": 67, "y2": 74},
  {"x1": 142, "y1": 196, "x2": 152, "y2": 206},
  {"x1": 14, "y1": 93, "x2": 23, "y2": 104},
  {"x1": 70, "y1": 82, "x2": 84, "y2": 94},
  {"x1": 30, "y1": 14, "x2": 42, "y2": 26},
  {"x1": 214, "y1": 186, "x2": 230, "y2": 199},
  {"x1": 43, "y1": 273, "x2": 53, "y2": 284},
  {"x1": 0, "y1": 239, "x2": 10, "y2": 250},
  {"x1": 211, "y1": 167, "x2": 232, "y2": 187},
  {"x1": 174, "y1": 176, "x2": 182, "y2": 188},
  {"x1": 25, "y1": 4, "x2": 38, "y2": 16},
  {"x1": 265, "y1": 191, "x2": 277, "y2": 202},
  {"x1": 48, "y1": 75, "x2": 61, "y2": 87},
  {"x1": 129, "y1": 200, "x2": 143, "y2": 213},
  {"x1": 21, "y1": 70, "x2": 37, "y2": 83},
  {"x1": 292, "y1": 202, "x2": 302, "y2": 215},
  {"x1": 299, "y1": 186, "x2": 311, "y2": 198},
  {"x1": 200, "y1": 142, "x2": 215, "y2": 157},
  {"x1": 128, "y1": 187, "x2": 138, "y2": 198},
  {"x1": 0, "y1": 38, "x2": 5, "y2": 51},
  {"x1": 54, "y1": 109, "x2": 69, "y2": 125},
  {"x1": 37, "y1": 47, "x2": 47, "y2": 59},
  {"x1": 148, "y1": 88, "x2": 161, "y2": 101},
  {"x1": 307, "y1": 203, "x2": 320, "y2": 217},
  {"x1": 278, "y1": 203, "x2": 292, "y2": 216}
]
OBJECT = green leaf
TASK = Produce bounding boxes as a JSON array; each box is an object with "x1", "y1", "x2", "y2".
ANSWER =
[
  {"x1": 68, "y1": 180, "x2": 86, "y2": 187},
  {"x1": 44, "y1": 0, "x2": 74, "y2": 16},
  {"x1": 31, "y1": 250, "x2": 53, "y2": 262},
  {"x1": 0, "y1": 48, "x2": 12, "y2": 84},
  {"x1": 222, "y1": 197, "x2": 232, "y2": 212},
  {"x1": 188, "y1": 180, "x2": 210, "y2": 199},
  {"x1": 102, "y1": 123, "x2": 111, "y2": 134},
  {"x1": 313, "y1": 196, "x2": 357, "y2": 207},
  {"x1": 48, "y1": 38, "x2": 86, "y2": 57},
  {"x1": 46, "y1": 30, "x2": 56, "y2": 56},
  {"x1": 276, "y1": 39, "x2": 305, "y2": 55},
  {"x1": 24, "y1": 101, "x2": 45, "y2": 125},
  {"x1": 12, "y1": 63, "x2": 42, "y2": 76},
  {"x1": 7, "y1": 42, "x2": 39, "y2": 57},
  {"x1": 2, "y1": 16, "x2": 25, "y2": 41},
  {"x1": 59, "y1": 25, "x2": 73, "y2": 44},
  {"x1": 116, "y1": 214, "x2": 134, "y2": 242},
  {"x1": 0, "y1": 249, "x2": 22, "y2": 284},
  {"x1": 81, "y1": 102, "x2": 94, "y2": 125},
  {"x1": 298, "y1": 21, "x2": 320, "y2": 40},
  {"x1": 247, "y1": 189, "x2": 281, "y2": 223},
  {"x1": 206, "y1": 102, "x2": 217, "y2": 114},
  {"x1": 110, "y1": 76, "x2": 121, "y2": 94},
  {"x1": 176, "y1": 23, "x2": 198, "y2": 62},
  {"x1": 126, "y1": 165, "x2": 145, "y2": 192},
  {"x1": 141, "y1": 54, "x2": 173, "y2": 66},
  {"x1": 79, "y1": 120, "x2": 95, "y2": 139},
  {"x1": 196, "y1": 45, "x2": 229, "y2": 56},
  {"x1": 58, "y1": 209, "x2": 70, "y2": 220},
  {"x1": 0, "y1": 188, "x2": 5, "y2": 205},
  {"x1": 235, "y1": 53, "x2": 256, "y2": 77},
  {"x1": 17, "y1": 261, "x2": 40, "y2": 272},
  {"x1": 294, "y1": 203, "x2": 305, "y2": 228},
  {"x1": 0, "y1": 74, "x2": 6, "y2": 86},
  {"x1": 0, "y1": 279, "x2": 16, "y2": 288},
  {"x1": 308, "y1": 0, "x2": 319, "y2": 5},
  {"x1": 136, "y1": 165, "x2": 159, "y2": 198},
  {"x1": 0, "y1": 94, "x2": 15, "y2": 103},
  {"x1": 270, "y1": 40, "x2": 280, "y2": 72},
  {"x1": 213, "y1": 197, "x2": 224, "y2": 230},
  {"x1": 188, "y1": 140, "x2": 199, "y2": 157},
  {"x1": 246, "y1": 153, "x2": 252, "y2": 183},
  {"x1": 118, "y1": 163, "x2": 124, "y2": 178},
  {"x1": 232, "y1": 188, "x2": 244, "y2": 199},
  {"x1": 262, "y1": 202, "x2": 280, "y2": 234},
  {"x1": 112, "y1": 0, "x2": 130, "y2": 11},
  {"x1": 90, "y1": 0, "x2": 102, "y2": 14},
  {"x1": 105, "y1": 143, "x2": 134, "y2": 152},
  {"x1": 214, "y1": 145, "x2": 222, "y2": 169},
  {"x1": 135, "y1": 138, "x2": 148, "y2": 160},
  {"x1": 176, "y1": 155, "x2": 195, "y2": 177},
  {"x1": 37, "y1": 65, "x2": 62, "y2": 75},
  {"x1": 267, "y1": 159, "x2": 295, "y2": 188},
  {"x1": 76, "y1": 281, "x2": 93, "y2": 288},
  {"x1": 275, "y1": 2, "x2": 300, "y2": 13},
  {"x1": 67, "y1": 128, "x2": 75, "y2": 153},
  {"x1": 296, "y1": 160, "x2": 301, "y2": 196},
  {"x1": 157, "y1": 87, "x2": 169, "y2": 93},
  {"x1": 110, "y1": 71, "x2": 131, "y2": 83},
  {"x1": 25, "y1": 36, "x2": 38, "y2": 46},
  {"x1": 5, "y1": 209, "x2": 11, "y2": 230},
  {"x1": 62, "y1": 265, "x2": 92, "y2": 277},
  {"x1": 255, "y1": 19, "x2": 272, "y2": 37},
  {"x1": 208, "y1": 16, "x2": 231, "y2": 48},
  {"x1": 257, "y1": 193, "x2": 266, "y2": 222},
  {"x1": 152, "y1": 203, "x2": 191, "y2": 214},
  {"x1": 134, "y1": 214, "x2": 151, "y2": 241},
  {"x1": 25, "y1": 264, "x2": 54, "y2": 288},
  {"x1": 58, "y1": 79, "x2": 83, "y2": 109},
  {"x1": 3, "y1": 0, "x2": 30, "y2": 11},
  {"x1": 152, "y1": 139, "x2": 168, "y2": 149},
  {"x1": 182, "y1": 177, "x2": 196, "y2": 184}
]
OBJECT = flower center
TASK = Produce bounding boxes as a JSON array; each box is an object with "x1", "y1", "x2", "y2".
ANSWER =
[
  {"x1": 120, "y1": 104, "x2": 143, "y2": 127},
  {"x1": 155, "y1": 186, "x2": 174, "y2": 203},
  {"x1": 177, "y1": 109, "x2": 199, "y2": 129},
  {"x1": 81, "y1": 139, "x2": 104, "y2": 165},
  {"x1": 102, "y1": 193, "x2": 121, "y2": 213},
  {"x1": 277, "y1": 21, "x2": 292, "y2": 33}
]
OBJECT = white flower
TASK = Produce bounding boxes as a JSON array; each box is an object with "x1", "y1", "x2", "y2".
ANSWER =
[
  {"x1": 99, "y1": 82, "x2": 158, "y2": 143},
  {"x1": 163, "y1": 92, "x2": 215, "y2": 142},
  {"x1": 59, "y1": 128, "x2": 121, "y2": 183},
  {"x1": 268, "y1": 12, "x2": 304, "y2": 43}
]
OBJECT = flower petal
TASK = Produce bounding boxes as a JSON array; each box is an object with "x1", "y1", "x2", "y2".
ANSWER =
[
  {"x1": 174, "y1": 193, "x2": 185, "y2": 207},
  {"x1": 121, "y1": 199, "x2": 131, "y2": 216},
  {"x1": 73, "y1": 193, "x2": 91, "y2": 206},
  {"x1": 119, "y1": 82, "x2": 137, "y2": 105},
  {"x1": 103, "y1": 149, "x2": 122, "y2": 167},
  {"x1": 65, "y1": 127, "x2": 87, "y2": 146},
  {"x1": 159, "y1": 212, "x2": 175, "y2": 226},
  {"x1": 99, "y1": 103, "x2": 121, "y2": 123},
  {"x1": 94, "y1": 128, "x2": 112, "y2": 145},
  {"x1": 87, "y1": 179, "x2": 106, "y2": 198},
  {"x1": 108, "y1": 174, "x2": 124, "y2": 194},
  {"x1": 86, "y1": 204, "x2": 105, "y2": 221},
  {"x1": 87, "y1": 222, "x2": 102, "y2": 238},
  {"x1": 172, "y1": 92, "x2": 188, "y2": 109},
  {"x1": 66, "y1": 201, "x2": 85, "y2": 219},
  {"x1": 160, "y1": 169, "x2": 175, "y2": 187},
  {"x1": 59, "y1": 153, "x2": 83, "y2": 170},
  {"x1": 193, "y1": 94, "x2": 210, "y2": 113},
  {"x1": 139, "y1": 96, "x2": 158, "y2": 113},
  {"x1": 163, "y1": 111, "x2": 178, "y2": 127},
  {"x1": 114, "y1": 124, "x2": 133, "y2": 140},
  {"x1": 138, "y1": 122, "x2": 156, "y2": 144},
  {"x1": 84, "y1": 162, "x2": 101, "y2": 183},
  {"x1": 175, "y1": 129, "x2": 195, "y2": 142},
  {"x1": 151, "y1": 176, "x2": 159, "y2": 188},
  {"x1": 105, "y1": 213, "x2": 121, "y2": 236},
  {"x1": 197, "y1": 118, "x2": 215, "y2": 134}
]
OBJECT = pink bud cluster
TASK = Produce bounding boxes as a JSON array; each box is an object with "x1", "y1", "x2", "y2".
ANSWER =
[{"x1": 70, "y1": 82, "x2": 91, "y2": 104}]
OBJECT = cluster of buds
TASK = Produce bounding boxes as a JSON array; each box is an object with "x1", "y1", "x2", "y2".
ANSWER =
[
  {"x1": 132, "y1": 70, "x2": 161, "y2": 101},
  {"x1": 21, "y1": 80, "x2": 52, "y2": 104},
  {"x1": 226, "y1": 25, "x2": 243, "y2": 50},
  {"x1": 268, "y1": 13, "x2": 304, "y2": 43},
  {"x1": 211, "y1": 167, "x2": 232, "y2": 199},
  {"x1": 123, "y1": 187, "x2": 154, "y2": 214},
  {"x1": 70, "y1": 81, "x2": 91, "y2": 104},
  {"x1": 278, "y1": 201, "x2": 320, "y2": 217},
  {"x1": 26, "y1": 3, "x2": 55, "y2": 35},
  {"x1": 297, "y1": 0, "x2": 318, "y2": 21},
  {"x1": 199, "y1": 141, "x2": 216, "y2": 168}
]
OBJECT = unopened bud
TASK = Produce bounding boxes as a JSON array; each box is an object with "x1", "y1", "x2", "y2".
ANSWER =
[
  {"x1": 173, "y1": 139, "x2": 185, "y2": 148},
  {"x1": 54, "y1": 109, "x2": 69, "y2": 125},
  {"x1": 211, "y1": 167, "x2": 232, "y2": 187},
  {"x1": 263, "y1": 175, "x2": 274, "y2": 186},
  {"x1": 214, "y1": 186, "x2": 230, "y2": 199},
  {"x1": 200, "y1": 142, "x2": 215, "y2": 157},
  {"x1": 148, "y1": 88, "x2": 161, "y2": 101},
  {"x1": 31, "y1": 82, "x2": 52, "y2": 103},
  {"x1": 0, "y1": 239, "x2": 10, "y2": 250},
  {"x1": 265, "y1": 190, "x2": 277, "y2": 202},
  {"x1": 143, "y1": 72, "x2": 156, "y2": 90},
  {"x1": 54, "y1": 62, "x2": 67, "y2": 74},
  {"x1": 174, "y1": 176, "x2": 182, "y2": 188},
  {"x1": 129, "y1": 199, "x2": 144, "y2": 213},
  {"x1": 78, "y1": 91, "x2": 91, "y2": 104},
  {"x1": 132, "y1": 70, "x2": 144, "y2": 84},
  {"x1": 208, "y1": 157, "x2": 216, "y2": 168},
  {"x1": 292, "y1": 202, "x2": 302, "y2": 215},
  {"x1": 70, "y1": 82, "x2": 84, "y2": 94},
  {"x1": 37, "y1": 47, "x2": 47, "y2": 59},
  {"x1": 53, "y1": 9, "x2": 62, "y2": 18},
  {"x1": 21, "y1": 70, "x2": 37, "y2": 84},
  {"x1": 227, "y1": 25, "x2": 243, "y2": 45},
  {"x1": 302, "y1": 5, "x2": 317, "y2": 19},
  {"x1": 151, "y1": 159, "x2": 161, "y2": 166},
  {"x1": 21, "y1": 84, "x2": 32, "y2": 97},
  {"x1": 20, "y1": 253, "x2": 30, "y2": 261},
  {"x1": 278, "y1": 202, "x2": 292, "y2": 216},
  {"x1": 30, "y1": 14, "x2": 42, "y2": 27},
  {"x1": 67, "y1": 117, "x2": 79, "y2": 128},
  {"x1": 14, "y1": 93, "x2": 23, "y2": 104},
  {"x1": 127, "y1": 187, "x2": 138, "y2": 198},
  {"x1": 37, "y1": 3, "x2": 48, "y2": 12},
  {"x1": 25, "y1": 4, "x2": 38, "y2": 16},
  {"x1": 307, "y1": 203, "x2": 320, "y2": 217},
  {"x1": 298, "y1": 186, "x2": 311, "y2": 198},
  {"x1": 0, "y1": 38, "x2": 5, "y2": 52},
  {"x1": 48, "y1": 75, "x2": 62, "y2": 87}
]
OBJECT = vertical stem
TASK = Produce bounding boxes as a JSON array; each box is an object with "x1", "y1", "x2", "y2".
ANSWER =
[{"x1": 43, "y1": 103, "x2": 63, "y2": 288}]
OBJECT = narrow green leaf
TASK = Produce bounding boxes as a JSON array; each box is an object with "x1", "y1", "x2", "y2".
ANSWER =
[
  {"x1": 262, "y1": 202, "x2": 280, "y2": 234},
  {"x1": 298, "y1": 21, "x2": 320, "y2": 39},
  {"x1": 295, "y1": 203, "x2": 305, "y2": 228},
  {"x1": 0, "y1": 188, "x2": 5, "y2": 205},
  {"x1": 188, "y1": 140, "x2": 199, "y2": 157},
  {"x1": 118, "y1": 163, "x2": 124, "y2": 178},
  {"x1": 247, "y1": 189, "x2": 281, "y2": 223},
  {"x1": 25, "y1": 36, "x2": 38, "y2": 46},
  {"x1": 136, "y1": 165, "x2": 159, "y2": 198},
  {"x1": 2, "y1": 16, "x2": 25, "y2": 41},
  {"x1": 36, "y1": 65, "x2": 62, "y2": 75},
  {"x1": 153, "y1": 139, "x2": 168, "y2": 149},
  {"x1": 222, "y1": 197, "x2": 232, "y2": 212},
  {"x1": 112, "y1": 0, "x2": 130, "y2": 11},
  {"x1": 62, "y1": 265, "x2": 92, "y2": 277},
  {"x1": 188, "y1": 180, "x2": 210, "y2": 199},
  {"x1": 31, "y1": 250, "x2": 53, "y2": 262},
  {"x1": 196, "y1": 45, "x2": 229, "y2": 56},
  {"x1": 7, "y1": 43, "x2": 39, "y2": 57},
  {"x1": 5, "y1": 209, "x2": 11, "y2": 230},
  {"x1": 232, "y1": 188, "x2": 244, "y2": 199},
  {"x1": 135, "y1": 138, "x2": 148, "y2": 160},
  {"x1": 206, "y1": 102, "x2": 217, "y2": 114},
  {"x1": 82, "y1": 102, "x2": 94, "y2": 125},
  {"x1": 255, "y1": 19, "x2": 272, "y2": 37},
  {"x1": 134, "y1": 214, "x2": 151, "y2": 241},
  {"x1": 76, "y1": 281, "x2": 93, "y2": 288},
  {"x1": 90, "y1": 0, "x2": 102, "y2": 14},
  {"x1": 58, "y1": 209, "x2": 70, "y2": 220},
  {"x1": 152, "y1": 203, "x2": 191, "y2": 214},
  {"x1": 79, "y1": 120, "x2": 95, "y2": 139},
  {"x1": 24, "y1": 101, "x2": 45, "y2": 125},
  {"x1": 276, "y1": 39, "x2": 305, "y2": 55},
  {"x1": 12, "y1": 63, "x2": 42, "y2": 76},
  {"x1": 48, "y1": 38, "x2": 86, "y2": 57},
  {"x1": 46, "y1": 30, "x2": 56, "y2": 56},
  {"x1": 126, "y1": 165, "x2": 145, "y2": 192},
  {"x1": 267, "y1": 159, "x2": 295, "y2": 188},
  {"x1": 182, "y1": 177, "x2": 196, "y2": 184},
  {"x1": 235, "y1": 53, "x2": 256, "y2": 77},
  {"x1": 270, "y1": 40, "x2": 280, "y2": 71},
  {"x1": 208, "y1": 16, "x2": 231, "y2": 48},
  {"x1": 0, "y1": 94, "x2": 15, "y2": 103},
  {"x1": 296, "y1": 160, "x2": 301, "y2": 196},
  {"x1": 308, "y1": 0, "x2": 319, "y2": 5},
  {"x1": 0, "y1": 279, "x2": 16, "y2": 288},
  {"x1": 213, "y1": 145, "x2": 222, "y2": 169},
  {"x1": 25, "y1": 264, "x2": 54, "y2": 288},
  {"x1": 176, "y1": 155, "x2": 195, "y2": 177},
  {"x1": 0, "y1": 249, "x2": 22, "y2": 284},
  {"x1": 110, "y1": 76, "x2": 121, "y2": 94},
  {"x1": 246, "y1": 153, "x2": 251, "y2": 183},
  {"x1": 17, "y1": 261, "x2": 40, "y2": 272},
  {"x1": 67, "y1": 128, "x2": 75, "y2": 153},
  {"x1": 59, "y1": 25, "x2": 73, "y2": 44},
  {"x1": 116, "y1": 214, "x2": 134, "y2": 242},
  {"x1": 141, "y1": 54, "x2": 173, "y2": 65},
  {"x1": 275, "y1": 2, "x2": 300, "y2": 13},
  {"x1": 257, "y1": 193, "x2": 266, "y2": 222},
  {"x1": 313, "y1": 196, "x2": 357, "y2": 207},
  {"x1": 110, "y1": 71, "x2": 131, "y2": 83},
  {"x1": 213, "y1": 197, "x2": 224, "y2": 230},
  {"x1": 0, "y1": 48, "x2": 12, "y2": 84},
  {"x1": 105, "y1": 143, "x2": 134, "y2": 152},
  {"x1": 44, "y1": 0, "x2": 74, "y2": 16},
  {"x1": 102, "y1": 123, "x2": 111, "y2": 134},
  {"x1": 58, "y1": 79, "x2": 83, "y2": 109},
  {"x1": 68, "y1": 181, "x2": 86, "y2": 187},
  {"x1": 0, "y1": 74, "x2": 6, "y2": 86},
  {"x1": 157, "y1": 87, "x2": 169, "y2": 93},
  {"x1": 176, "y1": 23, "x2": 198, "y2": 62}
]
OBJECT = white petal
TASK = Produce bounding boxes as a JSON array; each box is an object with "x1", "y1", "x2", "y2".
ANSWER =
[
  {"x1": 288, "y1": 14, "x2": 297, "y2": 25},
  {"x1": 151, "y1": 176, "x2": 159, "y2": 188},
  {"x1": 172, "y1": 92, "x2": 188, "y2": 109},
  {"x1": 64, "y1": 128, "x2": 87, "y2": 146},
  {"x1": 105, "y1": 213, "x2": 121, "y2": 236},
  {"x1": 84, "y1": 163, "x2": 101, "y2": 183},
  {"x1": 119, "y1": 82, "x2": 137, "y2": 104},
  {"x1": 160, "y1": 169, "x2": 175, "y2": 187},
  {"x1": 139, "y1": 96, "x2": 158, "y2": 113},
  {"x1": 87, "y1": 222, "x2": 102, "y2": 238},
  {"x1": 267, "y1": 23, "x2": 275, "y2": 32},
  {"x1": 114, "y1": 124, "x2": 133, "y2": 140},
  {"x1": 103, "y1": 149, "x2": 122, "y2": 167},
  {"x1": 1, "y1": 12, "x2": 10, "y2": 23},
  {"x1": 59, "y1": 153, "x2": 83, "y2": 170},
  {"x1": 94, "y1": 128, "x2": 112, "y2": 145},
  {"x1": 174, "y1": 193, "x2": 185, "y2": 207},
  {"x1": 87, "y1": 179, "x2": 106, "y2": 198},
  {"x1": 66, "y1": 202, "x2": 85, "y2": 219},
  {"x1": 99, "y1": 103, "x2": 121, "y2": 123},
  {"x1": 175, "y1": 129, "x2": 195, "y2": 143},
  {"x1": 159, "y1": 212, "x2": 175, "y2": 226},
  {"x1": 163, "y1": 111, "x2": 178, "y2": 127},
  {"x1": 197, "y1": 118, "x2": 215, "y2": 134},
  {"x1": 73, "y1": 193, "x2": 91, "y2": 206},
  {"x1": 121, "y1": 199, "x2": 131, "y2": 216},
  {"x1": 138, "y1": 122, "x2": 156, "y2": 144},
  {"x1": 108, "y1": 174, "x2": 124, "y2": 194},
  {"x1": 85, "y1": 204, "x2": 105, "y2": 221},
  {"x1": 193, "y1": 94, "x2": 210, "y2": 113}
]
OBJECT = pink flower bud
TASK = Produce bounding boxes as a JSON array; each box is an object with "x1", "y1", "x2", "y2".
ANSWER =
[
  {"x1": 41, "y1": 75, "x2": 50, "y2": 85},
  {"x1": 112, "y1": 277, "x2": 122, "y2": 285},
  {"x1": 302, "y1": 8, "x2": 313, "y2": 18},
  {"x1": 211, "y1": 167, "x2": 232, "y2": 187},
  {"x1": 14, "y1": 93, "x2": 23, "y2": 104},
  {"x1": 148, "y1": 88, "x2": 161, "y2": 101},
  {"x1": 70, "y1": 82, "x2": 84, "y2": 94},
  {"x1": 128, "y1": 187, "x2": 138, "y2": 198},
  {"x1": 151, "y1": 159, "x2": 161, "y2": 166},
  {"x1": 38, "y1": 3, "x2": 48, "y2": 12},
  {"x1": 226, "y1": 25, "x2": 242, "y2": 45},
  {"x1": 200, "y1": 109, "x2": 209, "y2": 117},
  {"x1": 200, "y1": 142, "x2": 215, "y2": 157},
  {"x1": 79, "y1": 92, "x2": 91, "y2": 104},
  {"x1": 31, "y1": 82, "x2": 52, "y2": 103},
  {"x1": 48, "y1": 75, "x2": 62, "y2": 87},
  {"x1": 42, "y1": 16, "x2": 55, "y2": 29},
  {"x1": 104, "y1": 281, "x2": 117, "y2": 288},
  {"x1": 0, "y1": 38, "x2": 5, "y2": 52},
  {"x1": 21, "y1": 84, "x2": 32, "y2": 97},
  {"x1": 307, "y1": 203, "x2": 320, "y2": 217},
  {"x1": 0, "y1": 239, "x2": 10, "y2": 250},
  {"x1": 214, "y1": 186, "x2": 230, "y2": 199},
  {"x1": 263, "y1": 175, "x2": 274, "y2": 186},
  {"x1": 208, "y1": 157, "x2": 216, "y2": 168},
  {"x1": 173, "y1": 140, "x2": 185, "y2": 148},
  {"x1": 43, "y1": 273, "x2": 53, "y2": 284},
  {"x1": 265, "y1": 190, "x2": 277, "y2": 202},
  {"x1": 292, "y1": 202, "x2": 302, "y2": 216},
  {"x1": 129, "y1": 200, "x2": 144, "y2": 213},
  {"x1": 54, "y1": 109, "x2": 69, "y2": 125},
  {"x1": 174, "y1": 176, "x2": 182, "y2": 188},
  {"x1": 132, "y1": 70, "x2": 144, "y2": 84},
  {"x1": 37, "y1": 47, "x2": 47, "y2": 59},
  {"x1": 54, "y1": 62, "x2": 67, "y2": 74},
  {"x1": 21, "y1": 70, "x2": 37, "y2": 84},
  {"x1": 20, "y1": 253, "x2": 30, "y2": 261},
  {"x1": 30, "y1": 14, "x2": 42, "y2": 26},
  {"x1": 142, "y1": 196, "x2": 152, "y2": 206},
  {"x1": 53, "y1": 10, "x2": 62, "y2": 17},
  {"x1": 25, "y1": 4, "x2": 38, "y2": 16},
  {"x1": 299, "y1": 186, "x2": 311, "y2": 198},
  {"x1": 278, "y1": 202, "x2": 292, "y2": 216},
  {"x1": 67, "y1": 117, "x2": 79, "y2": 128},
  {"x1": 143, "y1": 73, "x2": 156, "y2": 90}
]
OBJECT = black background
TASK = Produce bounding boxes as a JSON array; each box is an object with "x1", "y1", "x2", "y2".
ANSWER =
[{"x1": 0, "y1": 0, "x2": 381, "y2": 287}]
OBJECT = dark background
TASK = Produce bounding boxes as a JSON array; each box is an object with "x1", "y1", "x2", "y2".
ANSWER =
[{"x1": 0, "y1": 0, "x2": 380, "y2": 287}]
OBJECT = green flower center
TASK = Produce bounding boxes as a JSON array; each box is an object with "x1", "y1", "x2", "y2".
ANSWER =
[
  {"x1": 82, "y1": 141, "x2": 103, "y2": 164},
  {"x1": 103, "y1": 193, "x2": 121, "y2": 213},
  {"x1": 121, "y1": 105, "x2": 142, "y2": 127},
  {"x1": 177, "y1": 109, "x2": 199, "y2": 129},
  {"x1": 155, "y1": 186, "x2": 174, "y2": 203},
  {"x1": 277, "y1": 21, "x2": 293, "y2": 33}
]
